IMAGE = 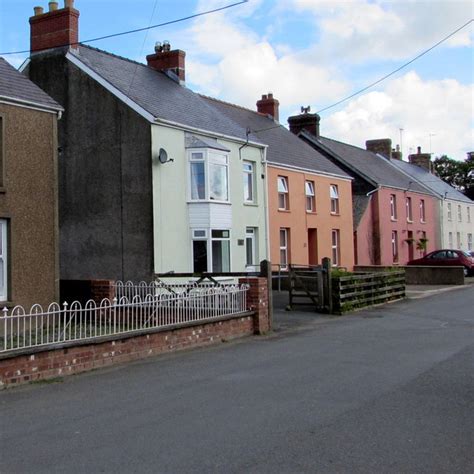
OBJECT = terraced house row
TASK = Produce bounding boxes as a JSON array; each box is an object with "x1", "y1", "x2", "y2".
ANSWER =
[{"x1": 0, "y1": 0, "x2": 472, "y2": 308}]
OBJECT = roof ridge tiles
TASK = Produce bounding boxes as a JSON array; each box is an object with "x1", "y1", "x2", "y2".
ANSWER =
[
  {"x1": 78, "y1": 44, "x2": 147, "y2": 69},
  {"x1": 198, "y1": 93, "x2": 262, "y2": 116}
]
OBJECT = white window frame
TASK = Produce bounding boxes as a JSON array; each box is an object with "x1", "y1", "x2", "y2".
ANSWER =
[
  {"x1": 191, "y1": 228, "x2": 231, "y2": 273},
  {"x1": 331, "y1": 229, "x2": 340, "y2": 266},
  {"x1": 278, "y1": 176, "x2": 289, "y2": 210},
  {"x1": 305, "y1": 180, "x2": 315, "y2": 212},
  {"x1": 330, "y1": 185, "x2": 339, "y2": 214},
  {"x1": 243, "y1": 161, "x2": 256, "y2": 203},
  {"x1": 245, "y1": 227, "x2": 258, "y2": 269},
  {"x1": 211, "y1": 229, "x2": 231, "y2": 272},
  {"x1": 468, "y1": 233, "x2": 472, "y2": 251},
  {"x1": 457, "y1": 205, "x2": 462, "y2": 222},
  {"x1": 406, "y1": 196, "x2": 413, "y2": 222},
  {"x1": 0, "y1": 220, "x2": 8, "y2": 301},
  {"x1": 279, "y1": 228, "x2": 289, "y2": 269},
  {"x1": 188, "y1": 149, "x2": 229, "y2": 202},
  {"x1": 447, "y1": 202, "x2": 452, "y2": 221},
  {"x1": 390, "y1": 194, "x2": 397, "y2": 220},
  {"x1": 467, "y1": 207, "x2": 471, "y2": 223},
  {"x1": 456, "y1": 232, "x2": 461, "y2": 249},
  {"x1": 420, "y1": 199, "x2": 426, "y2": 223},
  {"x1": 448, "y1": 232, "x2": 453, "y2": 248},
  {"x1": 391, "y1": 230, "x2": 398, "y2": 262}
]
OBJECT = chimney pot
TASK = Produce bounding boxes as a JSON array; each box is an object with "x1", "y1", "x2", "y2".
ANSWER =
[
  {"x1": 417, "y1": 146, "x2": 421, "y2": 154},
  {"x1": 366, "y1": 138, "x2": 392, "y2": 159},
  {"x1": 64, "y1": 0, "x2": 74, "y2": 7},
  {"x1": 288, "y1": 111, "x2": 320, "y2": 137},
  {"x1": 30, "y1": 1, "x2": 80, "y2": 53},
  {"x1": 409, "y1": 148, "x2": 432, "y2": 172},
  {"x1": 256, "y1": 93, "x2": 280, "y2": 122},
  {"x1": 146, "y1": 45, "x2": 186, "y2": 84}
]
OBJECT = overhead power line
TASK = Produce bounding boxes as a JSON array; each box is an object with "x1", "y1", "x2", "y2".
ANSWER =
[
  {"x1": 316, "y1": 18, "x2": 474, "y2": 114},
  {"x1": 0, "y1": 0, "x2": 248, "y2": 56}
]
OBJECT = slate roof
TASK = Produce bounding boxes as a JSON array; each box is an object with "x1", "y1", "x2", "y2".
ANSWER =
[
  {"x1": 391, "y1": 159, "x2": 473, "y2": 203},
  {"x1": 0, "y1": 57, "x2": 62, "y2": 111},
  {"x1": 69, "y1": 46, "x2": 259, "y2": 144},
  {"x1": 199, "y1": 96, "x2": 350, "y2": 178},
  {"x1": 302, "y1": 132, "x2": 431, "y2": 194}
]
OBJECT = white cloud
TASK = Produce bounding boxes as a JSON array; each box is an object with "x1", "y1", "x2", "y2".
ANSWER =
[
  {"x1": 180, "y1": 4, "x2": 349, "y2": 111},
  {"x1": 322, "y1": 72, "x2": 474, "y2": 160},
  {"x1": 290, "y1": 0, "x2": 473, "y2": 62}
]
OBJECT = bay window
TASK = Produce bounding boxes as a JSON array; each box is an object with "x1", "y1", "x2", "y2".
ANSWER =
[
  {"x1": 192, "y1": 229, "x2": 231, "y2": 273},
  {"x1": 189, "y1": 150, "x2": 229, "y2": 202}
]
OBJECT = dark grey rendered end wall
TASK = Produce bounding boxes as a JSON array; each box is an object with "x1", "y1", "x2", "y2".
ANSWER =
[{"x1": 27, "y1": 52, "x2": 154, "y2": 281}]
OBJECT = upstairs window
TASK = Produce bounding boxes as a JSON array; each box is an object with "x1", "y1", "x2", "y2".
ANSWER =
[
  {"x1": 406, "y1": 197, "x2": 413, "y2": 222},
  {"x1": 243, "y1": 161, "x2": 255, "y2": 203},
  {"x1": 420, "y1": 199, "x2": 426, "y2": 222},
  {"x1": 447, "y1": 202, "x2": 452, "y2": 221},
  {"x1": 305, "y1": 181, "x2": 315, "y2": 212},
  {"x1": 457, "y1": 205, "x2": 462, "y2": 222},
  {"x1": 189, "y1": 151, "x2": 229, "y2": 202},
  {"x1": 278, "y1": 176, "x2": 289, "y2": 210},
  {"x1": 468, "y1": 207, "x2": 471, "y2": 223},
  {"x1": 330, "y1": 185, "x2": 339, "y2": 214},
  {"x1": 390, "y1": 194, "x2": 397, "y2": 220}
]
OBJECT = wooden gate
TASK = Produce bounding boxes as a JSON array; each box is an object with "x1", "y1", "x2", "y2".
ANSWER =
[{"x1": 288, "y1": 259, "x2": 332, "y2": 312}]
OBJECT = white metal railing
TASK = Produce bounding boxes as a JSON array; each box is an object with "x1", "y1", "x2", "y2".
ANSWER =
[
  {"x1": 0, "y1": 285, "x2": 249, "y2": 353},
  {"x1": 114, "y1": 280, "x2": 229, "y2": 300}
]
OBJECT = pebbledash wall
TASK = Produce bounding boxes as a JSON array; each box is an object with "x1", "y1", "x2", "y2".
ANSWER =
[{"x1": 0, "y1": 278, "x2": 270, "y2": 389}]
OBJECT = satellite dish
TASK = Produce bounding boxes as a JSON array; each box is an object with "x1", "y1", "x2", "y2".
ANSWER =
[{"x1": 158, "y1": 148, "x2": 168, "y2": 164}]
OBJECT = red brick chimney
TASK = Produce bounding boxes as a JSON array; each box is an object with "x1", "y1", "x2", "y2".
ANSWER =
[
  {"x1": 256, "y1": 93, "x2": 279, "y2": 122},
  {"x1": 366, "y1": 138, "x2": 392, "y2": 160},
  {"x1": 288, "y1": 107, "x2": 320, "y2": 137},
  {"x1": 29, "y1": 0, "x2": 80, "y2": 54},
  {"x1": 408, "y1": 146, "x2": 432, "y2": 172},
  {"x1": 146, "y1": 41, "x2": 186, "y2": 84}
]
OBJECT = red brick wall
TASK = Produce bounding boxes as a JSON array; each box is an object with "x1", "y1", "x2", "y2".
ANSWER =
[
  {"x1": 0, "y1": 316, "x2": 254, "y2": 388},
  {"x1": 0, "y1": 278, "x2": 271, "y2": 388},
  {"x1": 240, "y1": 277, "x2": 270, "y2": 334}
]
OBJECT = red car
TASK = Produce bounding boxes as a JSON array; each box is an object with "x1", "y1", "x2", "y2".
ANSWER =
[{"x1": 408, "y1": 249, "x2": 474, "y2": 276}]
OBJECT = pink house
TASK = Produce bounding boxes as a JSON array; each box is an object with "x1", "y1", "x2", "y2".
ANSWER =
[{"x1": 288, "y1": 112, "x2": 438, "y2": 266}]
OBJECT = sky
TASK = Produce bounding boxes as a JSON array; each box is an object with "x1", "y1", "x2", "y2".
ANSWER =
[{"x1": 1, "y1": 0, "x2": 473, "y2": 160}]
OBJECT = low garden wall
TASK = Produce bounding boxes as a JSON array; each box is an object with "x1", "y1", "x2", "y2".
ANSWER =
[
  {"x1": 0, "y1": 278, "x2": 269, "y2": 389},
  {"x1": 355, "y1": 265, "x2": 465, "y2": 285}
]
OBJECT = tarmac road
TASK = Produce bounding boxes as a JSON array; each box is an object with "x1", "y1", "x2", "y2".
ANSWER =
[{"x1": 1, "y1": 287, "x2": 473, "y2": 473}]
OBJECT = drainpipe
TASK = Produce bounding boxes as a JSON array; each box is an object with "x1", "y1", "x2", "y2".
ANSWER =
[{"x1": 261, "y1": 146, "x2": 270, "y2": 262}]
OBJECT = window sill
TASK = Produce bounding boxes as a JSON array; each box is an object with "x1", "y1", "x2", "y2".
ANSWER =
[
  {"x1": 330, "y1": 212, "x2": 340, "y2": 216},
  {"x1": 391, "y1": 218, "x2": 397, "y2": 222},
  {"x1": 406, "y1": 219, "x2": 413, "y2": 224},
  {"x1": 188, "y1": 200, "x2": 231, "y2": 205},
  {"x1": 278, "y1": 209, "x2": 291, "y2": 213},
  {"x1": 0, "y1": 187, "x2": 6, "y2": 194},
  {"x1": 306, "y1": 210, "x2": 317, "y2": 214},
  {"x1": 244, "y1": 202, "x2": 258, "y2": 207}
]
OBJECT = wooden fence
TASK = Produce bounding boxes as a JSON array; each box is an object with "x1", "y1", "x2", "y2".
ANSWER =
[{"x1": 332, "y1": 270, "x2": 406, "y2": 314}]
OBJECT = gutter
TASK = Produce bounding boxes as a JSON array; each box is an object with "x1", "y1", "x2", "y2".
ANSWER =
[{"x1": 0, "y1": 96, "x2": 63, "y2": 115}]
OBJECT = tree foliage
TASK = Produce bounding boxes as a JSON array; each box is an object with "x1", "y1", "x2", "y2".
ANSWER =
[{"x1": 433, "y1": 154, "x2": 473, "y2": 194}]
